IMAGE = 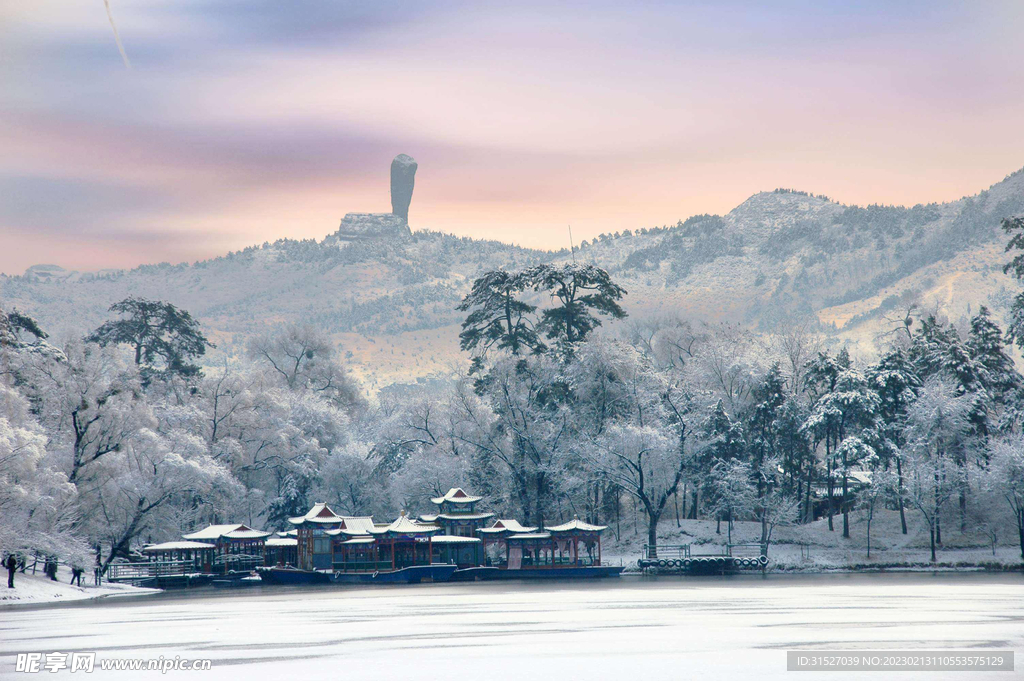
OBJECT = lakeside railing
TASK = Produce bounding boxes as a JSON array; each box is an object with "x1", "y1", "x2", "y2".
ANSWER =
[
  {"x1": 642, "y1": 544, "x2": 691, "y2": 560},
  {"x1": 107, "y1": 560, "x2": 194, "y2": 582}
]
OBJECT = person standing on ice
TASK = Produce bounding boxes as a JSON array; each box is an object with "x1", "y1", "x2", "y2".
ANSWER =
[{"x1": 5, "y1": 554, "x2": 16, "y2": 588}]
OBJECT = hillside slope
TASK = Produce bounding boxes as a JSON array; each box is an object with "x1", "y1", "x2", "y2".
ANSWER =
[{"x1": 4, "y1": 168, "x2": 1023, "y2": 386}]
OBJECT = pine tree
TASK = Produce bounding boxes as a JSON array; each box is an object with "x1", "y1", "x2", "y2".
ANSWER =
[
  {"x1": 966, "y1": 306, "x2": 1021, "y2": 428},
  {"x1": 867, "y1": 347, "x2": 921, "y2": 534},
  {"x1": 86, "y1": 297, "x2": 214, "y2": 383},
  {"x1": 456, "y1": 269, "x2": 544, "y2": 368},
  {"x1": 803, "y1": 364, "x2": 880, "y2": 536},
  {"x1": 745, "y1": 364, "x2": 787, "y2": 542},
  {"x1": 527, "y1": 263, "x2": 627, "y2": 350}
]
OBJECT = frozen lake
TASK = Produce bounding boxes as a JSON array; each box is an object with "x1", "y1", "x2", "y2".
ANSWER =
[{"x1": 2, "y1": 573, "x2": 1022, "y2": 680}]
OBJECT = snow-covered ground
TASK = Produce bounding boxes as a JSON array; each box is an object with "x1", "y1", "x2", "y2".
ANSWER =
[
  {"x1": 1, "y1": 574, "x2": 1021, "y2": 680},
  {"x1": 605, "y1": 508, "x2": 1024, "y2": 571},
  {"x1": 0, "y1": 564, "x2": 157, "y2": 606}
]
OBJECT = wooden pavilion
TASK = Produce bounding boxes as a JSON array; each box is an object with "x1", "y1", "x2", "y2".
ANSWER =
[
  {"x1": 141, "y1": 541, "x2": 216, "y2": 572},
  {"x1": 481, "y1": 516, "x2": 606, "y2": 570}
]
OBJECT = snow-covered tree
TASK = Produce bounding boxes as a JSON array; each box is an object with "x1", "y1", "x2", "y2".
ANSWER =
[
  {"x1": 901, "y1": 378, "x2": 972, "y2": 562},
  {"x1": 528, "y1": 263, "x2": 627, "y2": 351},
  {"x1": 248, "y1": 324, "x2": 364, "y2": 415},
  {"x1": 0, "y1": 383, "x2": 85, "y2": 564},
  {"x1": 87, "y1": 297, "x2": 214, "y2": 382},
  {"x1": 457, "y1": 269, "x2": 544, "y2": 367},
  {"x1": 802, "y1": 361, "x2": 880, "y2": 536},
  {"x1": 867, "y1": 346, "x2": 921, "y2": 534},
  {"x1": 986, "y1": 437, "x2": 1024, "y2": 559}
]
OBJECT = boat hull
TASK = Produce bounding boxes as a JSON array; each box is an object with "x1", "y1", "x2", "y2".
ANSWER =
[
  {"x1": 331, "y1": 564, "x2": 458, "y2": 584},
  {"x1": 450, "y1": 566, "x2": 501, "y2": 581},
  {"x1": 255, "y1": 567, "x2": 331, "y2": 585}
]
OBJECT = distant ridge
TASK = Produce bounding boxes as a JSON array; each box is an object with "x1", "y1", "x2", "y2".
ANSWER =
[{"x1": 3, "y1": 166, "x2": 1022, "y2": 386}]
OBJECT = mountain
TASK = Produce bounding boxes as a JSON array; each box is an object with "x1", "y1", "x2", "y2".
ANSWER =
[{"x1": 4, "y1": 168, "x2": 1024, "y2": 387}]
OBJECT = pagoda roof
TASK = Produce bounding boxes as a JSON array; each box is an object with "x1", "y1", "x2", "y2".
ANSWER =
[
  {"x1": 265, "y1": 537, "x2": 298, "y2": 547},
  {"x1": 430, "y1": 535, "x2": 482, "y2": 544},
  {"x1": 288, "y1": 502, "x2": 343, "y2": 525},
  {"x1": 340, "y1": 536, "x2": 376, "y2": 545},
  {"x1": 182, "y1": 524, "x2": 271, "y2": 540},
  {"x1": 430, "y1": 488, "x2": 483, "y2": 505},
  {"x1": 383, "y1": 514, "x2": 440, "y2": 535},
  {"x1": 477, "y1": 519, "x2": 538, "y2": 535},
  {"x1": 277, "y1": 529, "x2": 298, "y2": 538},
  {"x1": 506, "y1": 532, "x2": 552, "y2": 541},
  {"x1": 322, "y1": 517, "x2": 378, "y2": 536},
  {"x1": 143, "y1": 540, "x2": 215, "y2": 552},
  {"x1": 544, "y1": 517, "x2": 608, "y2": 533},
  {"x1": 434, "y1": 512, "x2": 495, "y2": 521}
]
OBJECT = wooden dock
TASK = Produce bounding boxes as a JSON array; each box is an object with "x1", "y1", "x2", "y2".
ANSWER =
[{"x1": 637, "y1": 543, "x2": 768, "y2": 574}]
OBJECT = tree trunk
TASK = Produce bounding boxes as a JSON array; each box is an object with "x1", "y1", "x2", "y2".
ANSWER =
[
  {"x1": 866, "y1": 506, "x2": 872, "y2": 559},
  {"x1": 929, "y1": 519, "x2": 937, "y2": 563},
  {"x1": 647, "y1": 513, "x2": 660, "y2": 558},
  {"x1": 896, "y1": 456, "x2": 908, "y2": 535},
  {"x1": 826, "y1": 441, "x2": 834, "y2": 532},
  {"x1": 841, "y1": 449, "x2": 850, "y2": 539},
  {"x1": 803, "y1": 464, "x2": 814, "y2": 523}
]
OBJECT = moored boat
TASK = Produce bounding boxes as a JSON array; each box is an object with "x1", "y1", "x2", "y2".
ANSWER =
[
  {"x1": 331, "y1": 564, "x2": 458, "y2": 584},
  {"x1": 255, "y1": 565, "x2": 331, "y2": 585}
]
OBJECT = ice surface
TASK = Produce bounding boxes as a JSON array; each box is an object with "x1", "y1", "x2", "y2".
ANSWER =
[{"x1": 2, "y1": 574, "x2": 1022, "y2": 680}]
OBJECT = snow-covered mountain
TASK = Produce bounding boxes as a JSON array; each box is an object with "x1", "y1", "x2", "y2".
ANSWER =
[{"x1": 4, "y1": 167, "x2": 1024, "y2": 387}]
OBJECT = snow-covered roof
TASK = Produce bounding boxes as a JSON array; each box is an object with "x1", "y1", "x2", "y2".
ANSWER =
[
  {"x1": 506, "y1": 532, "x2": 552, "y2": 541},
  {"x1": 264, "y1": 538, "x2": 297, "y2": 547},
  {"x1": 224, "y1": 528, "x2": 272, "y2": 539},
  {"x1": 277, "y1": 530, "x2": 298, "y2": 538},
  {"x1": 430, "y1": 535, "x2": 482, "y2": 544},
  {"x1": 545, "y1": 517, "x2": 608, "y2": 533},
  {"x1": 323, "y1": 517, "x2": 378, "y2": 536},
  {"x1": 339, "y1": 517, "x2": 377, "y2": 534},
  {"x1": 434, "y1": 512, "x2": 495, "y2": 521},
  {"x1": 182, "y1": 524, "x2": 271, "y2": 540},
  {"x1": 430, "y1": 488, "x2": 483, "y2": 505},
  {"x1": 419, "y1": 514, "x2": 439, "y2": 522},
  {"x1": 143, "y1": 541, "x2": 215, "y2": 552},
  {"x1": 477, "y1": 519, "x2": 538, "y2": 534},
  {"x1": 287, "y1": 502, "x2": 343, "y2": 525},
  {"x1": 383, "y1": 514, "x2": 440, "y2": 535},
  {"x1": 341, "y1": 536, "x2": 377, "y2": 545}
]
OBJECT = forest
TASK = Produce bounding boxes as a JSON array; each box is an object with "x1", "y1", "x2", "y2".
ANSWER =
[{"x1": 4, "y1": 218, "x2": 1024, "y2": 573}]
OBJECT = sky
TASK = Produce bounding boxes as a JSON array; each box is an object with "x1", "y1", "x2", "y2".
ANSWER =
[{"x1": 2, "y1": 1, "x2": 1024, "y2": 275}]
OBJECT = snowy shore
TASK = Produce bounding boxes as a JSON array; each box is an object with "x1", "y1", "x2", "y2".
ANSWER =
[
  {"x1": 0, "y1": 565, "x2": 157, "y2": 607},
  {"x1": 607, "y1": 508, "x2": 1024, "y2": 573}
]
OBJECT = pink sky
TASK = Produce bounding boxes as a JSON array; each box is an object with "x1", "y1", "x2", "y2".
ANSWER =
[{"x1": 2, "y1": 1, "x2": 1023, "y2": 274}]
